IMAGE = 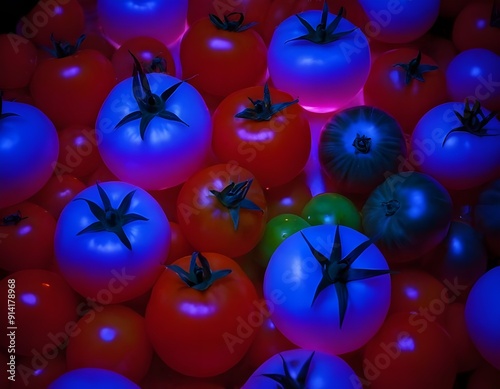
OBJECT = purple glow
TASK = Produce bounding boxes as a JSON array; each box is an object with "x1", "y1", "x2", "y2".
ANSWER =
[
  {"x1": 476, "y1": 19, "x2": 487, "y2": 29},
  {"x1": 398, "y1": 336, "x2": 416, "y2": 352},
  {"x1": 404, "y1": 286, "x2": 419, "y2": 300},
  {"x1": 21, "y1": 293, "x2": 37, "y2": 306},
  {"x1": 179, "y1": 302, "x2": 215, "y2": 317},
  {"x1": 236, "y1": 129, "x2": 274, "y2": 142},
  {"x1": 62, "y1": 66, "x2": 80, "y2": 78},
  {"x1": 99, "y1": 327, "x2": 117, "y2": 342},
  {"x1": 209, "y1": 38, "x2": 233, "y2": 51}
]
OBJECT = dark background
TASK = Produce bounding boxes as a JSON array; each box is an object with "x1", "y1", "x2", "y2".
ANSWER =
[{"x1": 1, "y1": 0, "x2": 39, "y2": 34}]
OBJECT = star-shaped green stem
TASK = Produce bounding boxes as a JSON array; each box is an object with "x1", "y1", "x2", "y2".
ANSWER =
[
  {"x1": 114, "y1": 51, "x2": 189, "y2": 140},
  {"x1": 1, "y1": 210, "x2": 27, "y2": 226},
  {"x1": 167, "y1": 252, "x2": 232, "y2": 291},
  {"x1": 393, "y1": 51, "x2": 438, "y2": 85},
  {"x1": 209, "y1": 179, "x2": 263, "y2": 231},
  {"x1": 44, "y1": 34, "x2": 86, "y2": 58},
  {"x1": 286, "y1": 2, "x2": 356, "y2": 44},
  {"x1": 209, "y1": 12, "x2": 257, "y2": 32},
  {"x1": 301, "y1": 225, "x2": 391, "y2": 328},
  {"x1": 0, "y1": 92, "x2": 19, "y2": 120},
  {"x1": 442, "y1": 99, "x2": 499, "y2": 146},
  {"x1": 234, "y1": 83, "x2": 298, "y2": 121},
  {"x1": 75, "y1": 183, "x2": 149, "y2": 250},
  {"x1": 491, "y1": 0, "x2": 500, "y2": 28},
  {"x1": 261, "y1": 352, "x2": 315, "y2": 389}
]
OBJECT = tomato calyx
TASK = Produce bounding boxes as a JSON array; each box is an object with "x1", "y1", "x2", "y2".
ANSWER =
[
  {"x1": 0, "y1": 94, "x2": 19, "y2": 120},
  {"x1": 1, "y1": 210, "x2": 27, "y2": 226},
  {"x1": 235, "y1": 83, "x2": 299, "y2": 121},
  {"x1": 261, "y1": 352, "x2": 315, "y2": 388},
  {"x1": 382, "y1": 199, "x2": 400, "y2": 216},
  {"x1": 442, "y1": 99, "x2": 499, "y2": 146},
  {"x1": 46, "y1": 34, "x2": 85, "y2": 58},
  {"x1": 209, "y1": 12, "x2": 257, "y2": 32},
  {"x1": 167, "y1": 252, "x2": 232, "y2": 291},
  {"x1": 352, "y1": 134, "x2": 372, "y2": 154},
  {"x1": 114, "y1": 52, "x2": 189, "y2": 140},
  {"x1": 75, "y1": 182, "x2": 149, "y2": 250},
  {"x1": 301, "y1": 225, "x2": 390, "y2": 328},
  {"x1": 286, "y1": 3, "x2": 356, "y2": 45},
  {"x1": 393, "y1": 51, "x2": 438, "y2": 85},
  {"x1": 491, "y1": 0, "x2": 500, "y2": 28},
  {"x1": 209, "y1": 179, "x2": 263, "y2": 230}
]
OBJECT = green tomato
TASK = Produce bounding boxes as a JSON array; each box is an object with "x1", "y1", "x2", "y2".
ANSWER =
[
  {"x1": 257, "y1": 214, "x2": 310, "y2": 267},
  {"x1": 301, "y1": 193, "x2": 361, "y2": 231}
]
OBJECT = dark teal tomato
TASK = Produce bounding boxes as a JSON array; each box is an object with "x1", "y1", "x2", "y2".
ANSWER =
[
  {"x1": 48, "y1": 368, "x2": 140, "y2": 388},
  {"x1": 362, "y1": 172, "x2": 453, "y2": 264},
  {"x1": 319, "y1": 106, "x2": 407, "y2": 194},
  {"x1": 300, "y1": 193, "x2": 361, "y2": 230},
  {"x1": 474, "y1": 178, "x2": 500, "y2": 256}
]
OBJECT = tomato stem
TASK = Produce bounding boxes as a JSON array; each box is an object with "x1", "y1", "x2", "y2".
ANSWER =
[
  {"x1": 209, "y1": 12, "x2": 257, "y2": 32},
  {"x1": 352, "y1": 134, "x2": 371, "y2": 154},
  {"x1": 262, "y1": 352, "x2": 315, "y2": 388},
  {"x1": 382, "y1": 200, "x2": 400, "y2": 216},
  {"x1": 393, "y1": 51, "x2": 438, "y2": 85},
  {"x1": 1, "y1": 211, "x2": 28, "y2": 226}
]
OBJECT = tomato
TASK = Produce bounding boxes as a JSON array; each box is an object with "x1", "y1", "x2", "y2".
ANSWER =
[
  {"x1": 13, "y1": 353, "x2": 67, "y2": 389},
  {"x1": 410, "y1": 100, "x2": 500, "y2": 190},
  {"x1": 467, "y1": 361, "x2": 500, "y2": 389},
  {"x1": 264, "y1": 172, "x2": 312, "y2": 219},
  {"x1": 446, "y1": 48, "x2": 500, "y2": 112},
  {"x1": 176, "y1": 163, "x2": 267, "y2": 258},
  {"x1": 361, "y1": 172, "x2": 453, "y2": 263},
  {"x1": 0, "y1": 269, "x2": 79, "y2": 356},
  {"x1": 0, "y1": 201, "x2": 56, "y2": 272},
  {"x1": 148, "y1": 184, "x2": 183, "y2": 223},
  {"x1": 0, "y1": 100, "x2": 59, "y2": 209},
  {"x1": 474, "y1": 178, "x2": 500, "y2": 256},
  {"x1": 54, "y1": 181, "x2": 170, "y2": 303},
  {"x1": 452, "y1": 2, "x2": 500, "y2": 55},
  {"x1": 111, "y1": 36, "x2": 176, "y2": 82},
  {"x1": 268, "y1": 4, "x2": 370, "y2": 113},
  {"x1": 364, "y1": 49, "x2": 447, "y2": 134},
  {"x1": 180, "y1": 13, "x2": 267, "y2": 98},
  {"x1": 48, "y1": 368, "x2": 140, "y2": 388},
  {"x1": 439, "y1": 0, "x2": 475, "y2": 18},
  {"x1": 166, "y1": 221, "x2": 194, "y2": 265},
  {"x1": 465, "y1": 266, "x2": 500, "y2": 370},
  {"x1": 0, "y1": 33, "x2": 37, "y2": 89},
  {"x1": 242, "y1": 349, "x2": 357, "y2": 389},
  {"x1": 98, "y1": 0, "x2": 187, "y2": 47},
  {"x1": 29, "y1": 38, "x2": 116, "y2": 130},
  {"x1": 79, "y1": 32, "x2": 116, "y2": 60},
  {"x1": 30, "y1": 174, "x2": 87, "y2": 219},
  {"x1": 357, "y1": 0, "x2": 440, "y2": 43},
  {"x1": 319, "y1": 105, "x2": 407, "y2": 193},
  {"x1": 145, "y1": 252, "x2": 259, "y2": 377},
  {"x1": 66, "y1": 304, "x2": 153, "y2": 383},
  {"x1": 17, "y1": 0, "x2": 85, "y2": 48},
  {"x1": 264, "y1": 224, "x2": 391, "y2": 355},
  {"x1": 96, "y1": 61, "x2": 212, "y2": 190},
  {"x1": 257, "y1": 214, "x2": 310, "y2": 267},
  {"x1": 212, "y1": 84, "x2": 311, "y2": 188},
  {"x1": 361, "y1": 312, "x2": 457, "y2": 389},
  {"x1": 84, "y1": 163, "x2": 119, "y2": 186}
]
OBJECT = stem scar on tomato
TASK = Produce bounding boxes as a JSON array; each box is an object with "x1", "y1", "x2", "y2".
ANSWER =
[
  {"x1": 167, "y1": 252, "x2": 232, "y2": 291},
  {"x1": 209, "y1": 179, "x2": 263, "y2": 231},
  {"x1": 1, "y1": 210, "x2": 27, "y2": 226},
  {"x1": 301, "y1": 226, "x2": 392, "y2": 328},
  {"x1": 285, "y1": 2, "x2": 356, "y2": 44},
  {"x1": 234, "y1": 82, "x2": 298, "y2": 121},
  {"x1": 209, "y1": 12, "x2": 257, "y2": 32},
  {"x1": 74, "y1": 182, "x2": 149, "y2": 250},
  {"x1": 352, "y1": 134, "x2": 372, "y2": 154},
  {"x1": 442, "y1": 99, "x2": 499, "y2": 146},
  {"x1": 114, "y1": 52, "x2": 189, "y2": 140},
  {"x1": 393, "y1": 51, "x2": 438, "y2": 85},
  {"x1": 261, "y1": 351, "x2": 315, "y2": 388}
]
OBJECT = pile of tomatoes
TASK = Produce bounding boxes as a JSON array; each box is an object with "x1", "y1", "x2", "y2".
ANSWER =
[{"x1": 1, "y1": 0, "x2": 500, "y2": 388}]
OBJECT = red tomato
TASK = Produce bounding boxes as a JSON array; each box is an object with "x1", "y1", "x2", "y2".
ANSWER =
[
  {"x1": 0, "y1": 34, "x2": 37, "y2": 89},
  {"x1": 145, "y1": 252, "x2": 259, "y2": 377},
  {"x1": 84, "y1": 162, "x2": 119, "y2": 185},
  {"x1": 111, "y1": 36, "x2": 176, "y2": 82},
  {"x1": 0, "y1": 202, "x2": 56, "y2": 272},
  {"x1": 148, "y1": 184, "x2": 184, "y2": 223},
  {"x1": 166, "y1": 222, "x2": 194, "y2": 265},
  {"x1": 13, "y1": 353, "x2": 67, "y2": 389},
  {"x1": 264, "y1": 172, "x2": 312, "y2": 219},
  {"x1": 439, "y1": 0, "x2": 475, "y2": 18},
  {"x1": 467, "y1": 361, "x2": 500, "y2": 389},
  {"x1": 176, "y1": 163, "x2": 267, "y2": 258},
  {"x1": 212, "y1": 84, "x2": 311, "y2": 188},
  {"x1": 66, "y1": 304, "x2": 153, "y2": 383},
  {"x1": 79, "y1": 31, "x2": 116, "y2": 59},
  {"x1": 364, "y1": 48, "x2": 448, "y2": 133},
  {"x1": 180, "y1": 13, "x2": 267, "y2": 97}
]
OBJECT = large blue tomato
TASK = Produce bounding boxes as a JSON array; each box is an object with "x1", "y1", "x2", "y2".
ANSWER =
[
  {"x1": 242, "y1": 349, "x2": 358, "y2": 389},
  {"x1": 48, "y1": 368, "x2": 140, "y2": 389},
  {"x1": 95, "y1": 57, "x2": 212, "y2": 191},
  {"x1": 0, "y1": 100, "x2": 58, "y2": 209},
  {"x1": 54, "y1": 181, "x2": 170, "y2": 303},
  {"x1": 267, "y1": 4, "x2": 370, "y2": 113},
  {"x1": 263, "y1": 224, "x2": 391, "y2": 355}
]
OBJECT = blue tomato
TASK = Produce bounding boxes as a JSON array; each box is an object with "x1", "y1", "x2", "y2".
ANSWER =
[{"x1": 48, "y1": 368, "x2": 140, "y2": 389}]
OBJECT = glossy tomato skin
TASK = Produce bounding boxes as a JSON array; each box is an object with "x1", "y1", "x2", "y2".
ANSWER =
[
  {"x1": 363, "y1": 48, "x2": 447, "y2": 133},
  {"x1": 145, "y1": 253, "x2": 259, "y2": 377},
  {"x1": 300, "y1": 193, "x2": 361, "y2": 230},
  {"x1": 264, "y1": 172, "x2": 312, "y2": 219},
  {"x1": 268, "y1": 10, "x2": 370, "y2": 113},
  {"x1": 212, "y1": 85, "x2": 311, "y2": 188},
  {"x1": 54, "y1": 181, "x2": 170, "y2": 303},
  {"x1": 264, "y1": 224, "x2": 391, "y2": 355},
  {"x1": 96, "y1": 73, "x2": 212, "y2": 190},
  {"x1": 180, "y1": 17, "x2": 268, "y2": 98},
  {"x1": 0, "y1": 101, "x2": 59, "y2": 209},
  {"x1": 474, "y1": 179, "x2": 500, "y2": 256},
  {"x1": 176, "y1": 164, "x2": 267, "y2": 258},
  {"x1": 0, "y1": 201, "x2": 56, "y2": 272},
  {"x1": 319, "y1": 105, "x2": 407, "y2": 193},
  {"x1": 30, "y1": 48, "x2": 116, "y2": 129},
  {"x1": 66, "y1": 304, "x2": 153, "y2": 383},
  {"x1": 0, "y1": 33, "x2": 37, "y2": 89},
  {"x1": 13, "y1": 353, "x2": 67, "y2": 389},
  {"x1": 411, "y1": 101, "x2": 500, "y2": 190},
  {"x1": 362, "y1": 172, "x2": 453, "y2": 263},
  {"x1": 242, "y1": 348, "x2": 357, "y2": 389},
  {"x1": 48, "y1": 367, "x2": 140, "y2": 389}
]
